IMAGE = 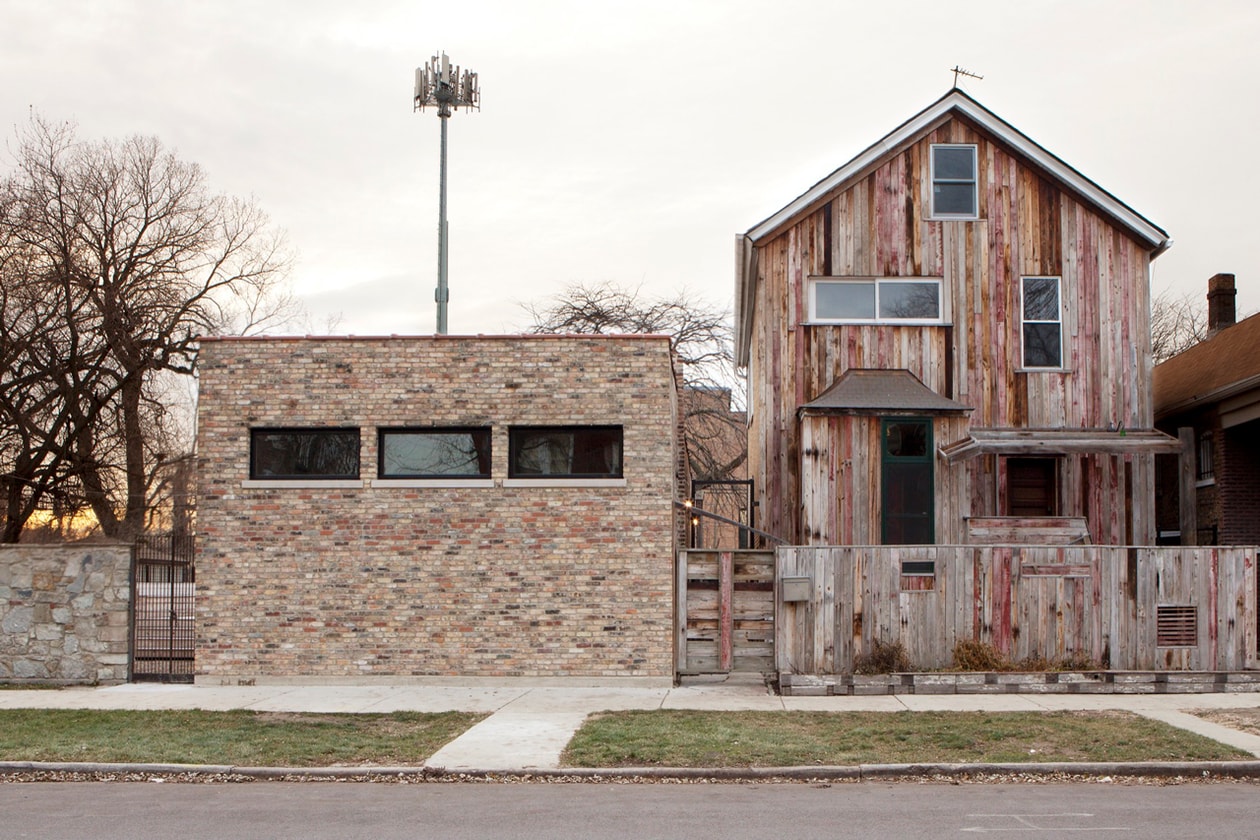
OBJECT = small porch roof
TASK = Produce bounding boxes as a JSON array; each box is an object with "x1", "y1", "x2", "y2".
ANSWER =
[
  {"x1": 938, "y1": 427, "x2": 1183, "y2": 463},
  {"x1": 799, "y1": 369, "x2": 971, "y2": 415}
]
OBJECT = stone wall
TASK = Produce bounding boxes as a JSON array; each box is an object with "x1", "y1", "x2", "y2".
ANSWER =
[
  {"x1": 0, "y1": 544, "x2": 132, "y2": 683},
  {"x1": 195, "y1": 335, "x2": 679, "y2": 683}
]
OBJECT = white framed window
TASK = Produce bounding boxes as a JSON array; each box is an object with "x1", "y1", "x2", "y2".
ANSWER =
[
  {"x1": 931, "y1": 144, "x2": 978, "y2": 218},
  {"x1": 1021, "y1": 276, "x2": 1063, "y2": 368},
  {"x1": 809, "y1": 277, "x2": 942, "y2": 324}
]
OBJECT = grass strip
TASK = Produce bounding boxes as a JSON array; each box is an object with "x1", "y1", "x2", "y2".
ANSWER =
[
  {"x1": 562, "y1": 710, "x2": 1250, "y2": 767},
  {"x1": 0, "y1": 709, "x2": 483, "y2": 767}
]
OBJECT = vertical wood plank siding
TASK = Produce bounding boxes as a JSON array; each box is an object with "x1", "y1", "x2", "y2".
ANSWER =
[
  {"x1": 748, "y1": 116, "x2": 1158, "y2": 547},
  {"x1": 776, "y1": 546, "x2": 1259, "y2": 673}
]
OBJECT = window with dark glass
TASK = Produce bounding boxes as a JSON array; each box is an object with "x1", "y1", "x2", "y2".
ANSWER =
[
  {"x1": 509, "y1": 426, "x2": 623, "y2": 478},
  {"x1": 881, "y1": 418, "x2": 933, "y2": 545},
  {"x1": 250, "y1": 428, "x2": 360, "y2": 479},
  {"x1": 1022, "y1": 276, "x2": 1063, "y2": 368},
  {"x1": 931, "y1": 144, "x2": 978, "y2": 217},
  {"x1": 378, "y1": 428, "x2": 491, "y2": 478},
  {"x1": 1196, "y1": 432, "x2": 1214, "y2": 482}
]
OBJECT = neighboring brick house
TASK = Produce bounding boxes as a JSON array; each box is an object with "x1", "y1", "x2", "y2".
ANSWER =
[
  {"x1": 195, "y1": 335, "x2": 680, "y2": 683},
  {"x1": 1155, "y1": 274, "x2": 1260, "y2": 545}
]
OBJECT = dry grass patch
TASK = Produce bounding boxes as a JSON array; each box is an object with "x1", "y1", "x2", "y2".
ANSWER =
[
  {"x1": 0, "y1": 709, "x2": 484, "y2": 767},
  {"x1": 562, "y1": 710, "x2": 1249, "y2": 768},
  {"x1": 1195, "y1": 708, "x2": 1260, "y2": 737}
]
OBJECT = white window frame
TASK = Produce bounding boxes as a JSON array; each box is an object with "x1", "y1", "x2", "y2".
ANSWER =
[
  {"x1": 808, "y1": 277, "x2": 943, "y2": 325},
  {"x1": 930, "y1": 144, "x2": 979, "y2": 219},
  {"x1": 1020, "y1": 276, "x2": 1064, "y2": 369}
]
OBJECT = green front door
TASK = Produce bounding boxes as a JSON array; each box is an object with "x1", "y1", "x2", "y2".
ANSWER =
[{"x1": 881, "y1": 418, "x2": 933, "y2": 544}]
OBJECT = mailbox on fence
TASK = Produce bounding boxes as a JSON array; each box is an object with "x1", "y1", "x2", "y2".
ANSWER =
[{"x1": 780, "y1": 576, "x2": 812, "y2": 602}]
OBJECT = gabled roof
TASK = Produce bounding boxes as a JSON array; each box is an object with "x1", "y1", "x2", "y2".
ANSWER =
[
  {"x1": 799, "y1": 369, "x2": 970, "y2": 415},
  {"x1": 1154, "y1": 311, "x2": 1260, "y2": 421},
  {"x1": 735, "y1": 88, "x2": 1171, "y2": 365}
]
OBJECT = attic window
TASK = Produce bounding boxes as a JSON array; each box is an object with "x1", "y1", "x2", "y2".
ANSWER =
[
  {"x1": 931, "y1": 144, "x2": 978, "y2": 218},
  {"x1": 810, "y1": 278, "x2": 942, "y2": 324}
]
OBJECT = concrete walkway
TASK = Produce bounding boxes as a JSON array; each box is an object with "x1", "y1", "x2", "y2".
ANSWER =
[{"x1": 3, "y1": 676, "x2": 1260, "y2": 772}]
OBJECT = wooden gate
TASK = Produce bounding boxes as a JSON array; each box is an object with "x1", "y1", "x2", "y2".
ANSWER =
[{"x1": 676, "y1": 549, "x2": 774, "y2": 674}]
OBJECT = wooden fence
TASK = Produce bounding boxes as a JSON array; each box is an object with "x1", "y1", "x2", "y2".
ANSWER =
[{"x1": 777, "y1": 545, "x2": 1259, "y2": 675}]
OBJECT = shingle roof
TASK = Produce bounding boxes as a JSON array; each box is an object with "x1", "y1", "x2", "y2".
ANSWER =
[
  {"x1": 800, "y1": 369, "x2": 970, "y2": 414},
  {"x1": 1153, "y1": 311, "x2": 1260, "y2": 419}
]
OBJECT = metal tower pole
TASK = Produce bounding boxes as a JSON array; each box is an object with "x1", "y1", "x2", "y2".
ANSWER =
[
  {"x1": 414, "y1": 52, "x2": 479, "y2": 335},
  {"x1": 436, "y1": 106, "x2": 450, "y2": 335}
]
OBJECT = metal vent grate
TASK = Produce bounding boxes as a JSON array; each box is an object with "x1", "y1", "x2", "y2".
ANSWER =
[{"x1": 1156, "y1": 605, "x2": 1197, "y2": 647}]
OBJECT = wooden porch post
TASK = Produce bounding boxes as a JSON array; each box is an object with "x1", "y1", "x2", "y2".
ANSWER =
[{"x1": 1178, "y1": 427, "x2": 1198, "y2": 546}]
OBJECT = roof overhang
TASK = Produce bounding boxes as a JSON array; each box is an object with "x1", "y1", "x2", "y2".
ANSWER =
[
  {"x1": 939, "y1": 428, "x2": 1183, "y2": 463},
  {"x1": 744, "y1": 89, "x2": 1169, "y2": 250},
  {"x1": 799, "y1": 368, "x2": 971, "y2": 416}
]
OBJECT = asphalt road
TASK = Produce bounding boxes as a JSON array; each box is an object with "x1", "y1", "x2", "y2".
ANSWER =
[{"x1": 2, "y1": 781, "x2": 1259, "y2": 839}]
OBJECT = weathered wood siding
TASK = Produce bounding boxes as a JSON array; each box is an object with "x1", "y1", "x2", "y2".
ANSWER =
[
  {"x1": 777, "y1": 546, "x2": 1259, "y2": 674},
  {"x1": 677, "y1": 550, "x2": 775, "y2": 673},
  {"x1": 748, "y1": 115, "x2": 1157, "y2": 546},
  {"x1": 800, "y1": 414, "x2": 971, "y2": 545}
]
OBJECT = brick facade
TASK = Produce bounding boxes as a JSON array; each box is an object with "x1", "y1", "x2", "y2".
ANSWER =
[{"x1": 195, "y1": 336, "x2": 679, "y2": 683}]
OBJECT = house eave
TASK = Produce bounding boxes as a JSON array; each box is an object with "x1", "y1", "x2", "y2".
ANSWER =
[
  {"x1": 742, "y1": 89, "x2": 1169, "y2": 253},
  {"x1": 939, "y1": 428, "x2": 1183, "y2": 463}
]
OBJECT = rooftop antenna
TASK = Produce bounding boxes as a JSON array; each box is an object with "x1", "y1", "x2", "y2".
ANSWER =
[
  {"x1": 951, "y1": 65, "x2": 984, "y2": 88},
  {"x1": 414, "y1": 52, "x2": 480, "y2": 335}
]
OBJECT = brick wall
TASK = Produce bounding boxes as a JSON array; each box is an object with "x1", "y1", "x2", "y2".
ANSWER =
[
  {"x1": 0, "y1": 545, "x2": 132, "y2": 683},
  {"x1": 195, "y1": 335, "x2": 679, "y2": 682},
  {"x1": 1221, "y1": 418, "x2": 1260, "y2": 545}
]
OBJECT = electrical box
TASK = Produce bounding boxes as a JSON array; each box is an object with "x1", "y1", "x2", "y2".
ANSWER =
[{"x1": 780, "y1": 576, "x2": 812, "y2": 602}]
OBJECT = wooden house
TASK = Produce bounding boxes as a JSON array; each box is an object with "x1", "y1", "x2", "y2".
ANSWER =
[{"x1": 735, "y1": 89, "x2": 1183, "y2": 548}]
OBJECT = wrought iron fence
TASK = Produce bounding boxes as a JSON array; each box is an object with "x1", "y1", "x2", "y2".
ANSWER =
[{"x1": 130, "y1": 534, "x2": 195, "y2": 682}]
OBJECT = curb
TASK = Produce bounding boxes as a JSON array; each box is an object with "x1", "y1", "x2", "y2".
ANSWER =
[{"x1": 4, "y1": 759, "x2": 1260, "y2": 782}]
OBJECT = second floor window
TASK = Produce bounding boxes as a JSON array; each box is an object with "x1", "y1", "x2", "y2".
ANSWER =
[
  {"x1": 1021, "y1": 276, "x2": 1063, "y2": 368},
  {"x1": 810, "y1": 278, "x2": 941, "y2": 323}
]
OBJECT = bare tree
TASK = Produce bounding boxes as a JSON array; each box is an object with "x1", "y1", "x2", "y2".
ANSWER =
[
  {"x1": 0, "y1": 117, "x2": 295, "y2": 541},
  {"x1": 523, "y1": 281, "x2": 746, "y2": 480},
  {"x1": 1151, "y1": 290, "x2": 1208, "y2": 364}
]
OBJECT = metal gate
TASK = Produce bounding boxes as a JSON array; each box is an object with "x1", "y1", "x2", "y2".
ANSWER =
[
  {"x1": 689, "y1": 479, "x2": 754, "y2": 549},
  {"x1": 130, "y1": 535, "x2": 195, "y2": 682}
]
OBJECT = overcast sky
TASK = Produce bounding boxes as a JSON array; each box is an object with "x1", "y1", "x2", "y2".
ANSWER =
[{"x1": 4, "y1": 0, "x2": 1258, "y2": 338}]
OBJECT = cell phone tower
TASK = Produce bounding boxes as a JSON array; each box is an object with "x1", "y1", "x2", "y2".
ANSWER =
[{"x1": 414, "y1": 52, "x2": 480, "y2": 335}]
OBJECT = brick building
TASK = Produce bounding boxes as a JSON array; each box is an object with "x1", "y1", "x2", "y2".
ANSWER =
[
  {"x1": 1155, "y1": 274, "x2": 1260, "y2": 545},
  {"x1": 195, "y1": 335, "x2": 681, "y2": 683}
]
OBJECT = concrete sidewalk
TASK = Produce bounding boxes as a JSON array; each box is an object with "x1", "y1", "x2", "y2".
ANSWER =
[{"x1": 3, "y1": 676, "x2": 1260, "y2": 772}]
